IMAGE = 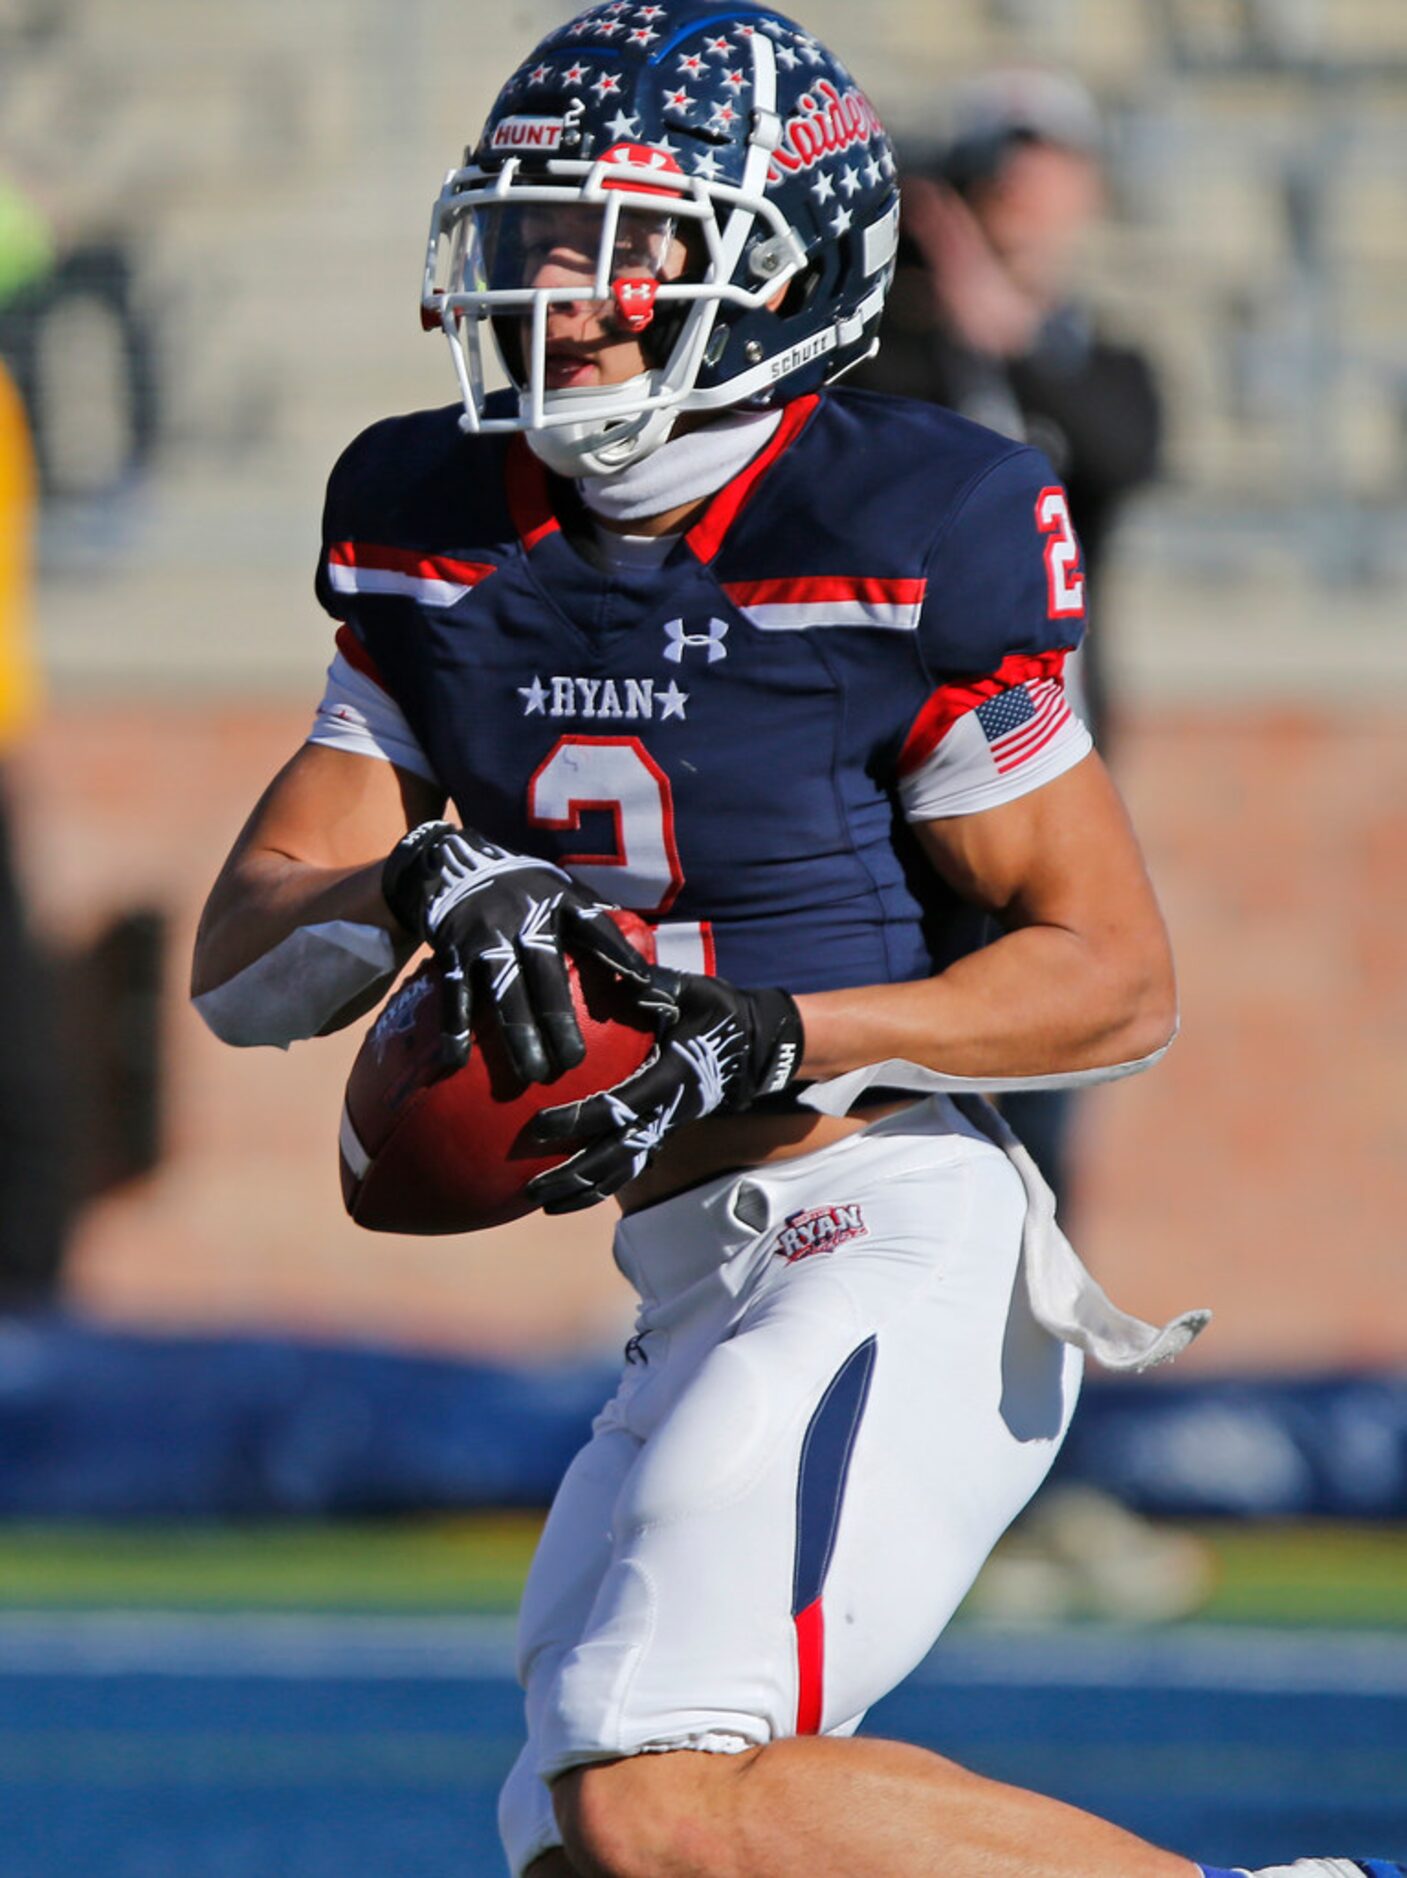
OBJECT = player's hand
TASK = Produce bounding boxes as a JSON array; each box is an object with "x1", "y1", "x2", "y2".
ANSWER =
[
  {"x1": 381, "y1": 820, "x2": 651, "y2": 1083},
  {"x1": 526, "y1": 966, "x2": 804, "y2": 1212}
]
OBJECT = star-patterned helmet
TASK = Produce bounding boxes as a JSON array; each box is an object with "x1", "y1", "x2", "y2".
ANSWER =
[{"x1": 421, "y1": 0, "x2": 899, "y2": 476}]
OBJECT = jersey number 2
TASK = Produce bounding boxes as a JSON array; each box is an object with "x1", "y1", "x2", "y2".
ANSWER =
[
  {"x1": 527, "y1": 735, "x2": 684, "y2": 917},
  {"x1": 1035, "y1": 486, "x2": 1085, "y2": 619}
]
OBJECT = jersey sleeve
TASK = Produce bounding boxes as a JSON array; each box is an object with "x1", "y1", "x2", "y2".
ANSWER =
[
  {"x1": 305, "y1": 626, "x2": 438, "y2": 783},
  {"x1": 307, "y1": 439, "x2": 440, "y2": 785},
  {"x1": 897, "y1": 447, "x2": 1093, "y2": 821}
]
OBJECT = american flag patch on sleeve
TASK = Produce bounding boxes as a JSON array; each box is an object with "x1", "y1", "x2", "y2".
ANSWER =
[
  {"x1": 897, "y1": 658, "x2": 1093, "y2": 822},
  {"x1": 974, "y1": 677, "x2": 1072, "y2": 774}
]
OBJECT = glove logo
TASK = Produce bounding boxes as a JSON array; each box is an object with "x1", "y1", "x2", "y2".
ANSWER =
[
  {"x1": 772, "y1": 1203, "x2": 868, "y2": 1263},
  {"x1": 763, "y1": 1040, "x2": 798, "y2": 1093},
  {"x1": 662, "y1": 617, "x2": 729, "y2": 664}
]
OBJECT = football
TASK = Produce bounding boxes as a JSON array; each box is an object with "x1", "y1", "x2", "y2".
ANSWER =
[{"x1": 339, "y1": 911, "x2": 657, "y2": 1234}]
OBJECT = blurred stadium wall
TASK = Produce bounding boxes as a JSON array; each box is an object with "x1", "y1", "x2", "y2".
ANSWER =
[{"x1": 2, "y1": 0, "x2": 1403, "y2": 1367}]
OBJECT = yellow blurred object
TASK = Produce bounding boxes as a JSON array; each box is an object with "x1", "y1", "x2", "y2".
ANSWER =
[{"x1": 0, "y1": 357, "x2": 39, "y2": 750}]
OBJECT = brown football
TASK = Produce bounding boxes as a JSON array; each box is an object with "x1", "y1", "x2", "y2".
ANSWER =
[{"x1": 339, "y1": 911, "x2": 657, "y2": 1233}]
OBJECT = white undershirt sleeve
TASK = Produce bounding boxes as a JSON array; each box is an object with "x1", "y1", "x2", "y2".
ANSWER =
[{"x1": 307, "y1": 647, "x2": 439, "y2": 785}]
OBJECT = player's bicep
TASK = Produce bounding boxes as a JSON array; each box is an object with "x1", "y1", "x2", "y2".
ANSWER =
[
  {"x1": 225, "y1": 740, "x2": 444, "y2": 878},
  {"x1": 915, "y1": 751, "x2": 1164, "y2": 943}
]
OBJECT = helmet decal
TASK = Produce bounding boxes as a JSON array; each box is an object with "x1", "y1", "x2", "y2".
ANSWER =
[
  {"x1": 421, "y1": 2, "x2": 899, "y2": 477},
  {"x1": 769, "y1": 80, "x2": 887, "y2": 180}
]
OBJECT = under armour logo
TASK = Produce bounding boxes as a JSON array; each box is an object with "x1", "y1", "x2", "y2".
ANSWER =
[
  {"x1": 613, "y1": 276, "x2": 658, "y2": 333},
  {"x1": 662, "y1": 617, "x2": 728, "y2": 664}
]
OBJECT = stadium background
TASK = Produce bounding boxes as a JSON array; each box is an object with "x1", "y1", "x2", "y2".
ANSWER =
[{"x1": 0, "y1": 0, "x2": 1403, "y2": 1872}]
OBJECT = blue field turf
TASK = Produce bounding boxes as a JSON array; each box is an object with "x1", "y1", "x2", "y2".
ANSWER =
[{"x1": 1, "y1": 1615, "x2": 1404, "y2": 1876}]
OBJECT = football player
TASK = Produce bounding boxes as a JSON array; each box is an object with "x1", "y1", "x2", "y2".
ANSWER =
[{"x1": 191, "y1": 7, "x2": 1400, "y2": 1878}]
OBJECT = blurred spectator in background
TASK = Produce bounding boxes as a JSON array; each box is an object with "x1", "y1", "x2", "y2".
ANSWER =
[
  {"x1": 0, "y1": 354, "x2": 70, "y2": 1305},
  {"x1": 0, "y1": 173, "x2": 54, "y2": 311},
  {"x1": 856, "y1": 69, "x2": 1163, "y2": 1218},
  {"x1": 0, "y1": 167, "x2": 159, "y2": 511}
]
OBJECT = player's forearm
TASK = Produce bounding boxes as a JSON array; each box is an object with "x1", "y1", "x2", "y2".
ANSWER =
[
  {"x1": 191, "y1": 850, "x2": 399, "y2": 999},
  {"x1": 793, "y1": 919, "x2": 1177, "y2": 1083}
]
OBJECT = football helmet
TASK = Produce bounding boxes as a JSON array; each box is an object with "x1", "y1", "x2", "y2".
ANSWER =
[{"x1": 421, "y1": 1, "x2": 900, "y2": 476}]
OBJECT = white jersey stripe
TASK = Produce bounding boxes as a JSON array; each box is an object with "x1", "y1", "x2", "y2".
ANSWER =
[
  {"x1": 652, "y1": 920, "x2": 714, "y2": 975},
  {"x1": 733, "y1": 599, "x2": 922, "y2": 633},
  {"x1": 327, "y1": 564, "x2": 473, "y2": 608}
]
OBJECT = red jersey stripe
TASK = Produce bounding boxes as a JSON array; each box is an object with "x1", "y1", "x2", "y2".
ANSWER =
[
  {"x1": 505, "y1": 437, "x2": 562, "y2": 551},
  {"x1": 334, "y1": 623, "x2": 391, "y2": 694},
  {"x1": 897, "y1": 648, "x2": 1071, "y2": 777},
  {"x1": 686, "y1": 394, "x2": 820, "y2": 564},
  {"x1": 722, "y1": 574, "x2": 927, "y2": 607},
  {"x1": 327, "y1": 541, "x2": 496, "y2": 586},
  {"x1": 793, "y1": 1598, "x2": 825, "y2": 1735}
]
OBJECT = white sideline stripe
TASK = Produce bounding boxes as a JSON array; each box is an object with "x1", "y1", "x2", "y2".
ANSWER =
[
  {"x1": 737, "y1": 601, "x2": 921, "y2": 632},
  {"x1": 327, "y1": 565, "x2": 469, "y2": 607},
  {"x1": 909, "y1": 1625, "x2": 1407, "y2": 1699},
  {"x1": 0, "y1": 1611, "x2": 518, "y2": 1680},
  {"x1": 338, "y1": 1104, "x2": 371, "y2": 1179},
  {"x1": 1, "y1": 1615, "x2": 1405, "y2": 1697}
]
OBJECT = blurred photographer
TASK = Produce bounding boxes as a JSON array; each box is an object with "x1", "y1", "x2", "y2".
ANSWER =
[
  {"x1": 860, "y1": 68, "x2": 1162, "y2": 752},
  {"x1": 858, "y1": 71, "x2": 1163, "y2": 1216}
]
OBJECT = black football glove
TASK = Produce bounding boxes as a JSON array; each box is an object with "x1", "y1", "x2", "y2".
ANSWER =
[
  {"x1": 382, "y1": 820, "x2": 651, "y2": 1083},
  {"x1": 526, "y1": 966, "x2": 804, "y2": 1213}
]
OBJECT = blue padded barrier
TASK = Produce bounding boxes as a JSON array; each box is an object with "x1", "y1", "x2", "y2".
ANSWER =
[
  {"x1": 0, "y1": 1317, "x2": 1403, "y2": 1518},
  {"x1": 0, "y1": 1316, "x2": 614, "y2": 1516}
]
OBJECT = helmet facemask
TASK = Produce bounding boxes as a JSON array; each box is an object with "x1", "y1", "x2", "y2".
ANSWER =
[
  {"x1": 428, "y1": 179, "x2": 726, "y2": 474},
  {"x1": 423, "y1": 29, "x2": 809, "y2": 476},
  {"x1": 421, "y1": 11, "x2": 897, "y2": 478}
]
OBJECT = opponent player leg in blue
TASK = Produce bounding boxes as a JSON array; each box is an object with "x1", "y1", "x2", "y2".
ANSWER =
[{"x1": 1203, "y1": 1865, "x2": 1407, "y2": 1877}]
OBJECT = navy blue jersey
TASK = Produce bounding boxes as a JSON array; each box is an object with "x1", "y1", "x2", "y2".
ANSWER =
[{"x1": 313, "y1": 389, "x2": 1090, "y2": 994}]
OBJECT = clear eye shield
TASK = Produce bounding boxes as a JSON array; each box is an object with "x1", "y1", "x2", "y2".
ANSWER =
[{"x1": 448, "y1": 196, "x2": 688, "y2": 340}]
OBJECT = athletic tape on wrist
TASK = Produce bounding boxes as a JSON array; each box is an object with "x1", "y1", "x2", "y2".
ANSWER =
[{"x1": 193, "y1": 920, "x2": 408, "y2": 1049}]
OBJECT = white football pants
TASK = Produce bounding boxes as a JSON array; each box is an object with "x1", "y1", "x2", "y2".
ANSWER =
[{"x1": 498, "y1": 1096, "x2": 1083, "y2": 1876}]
